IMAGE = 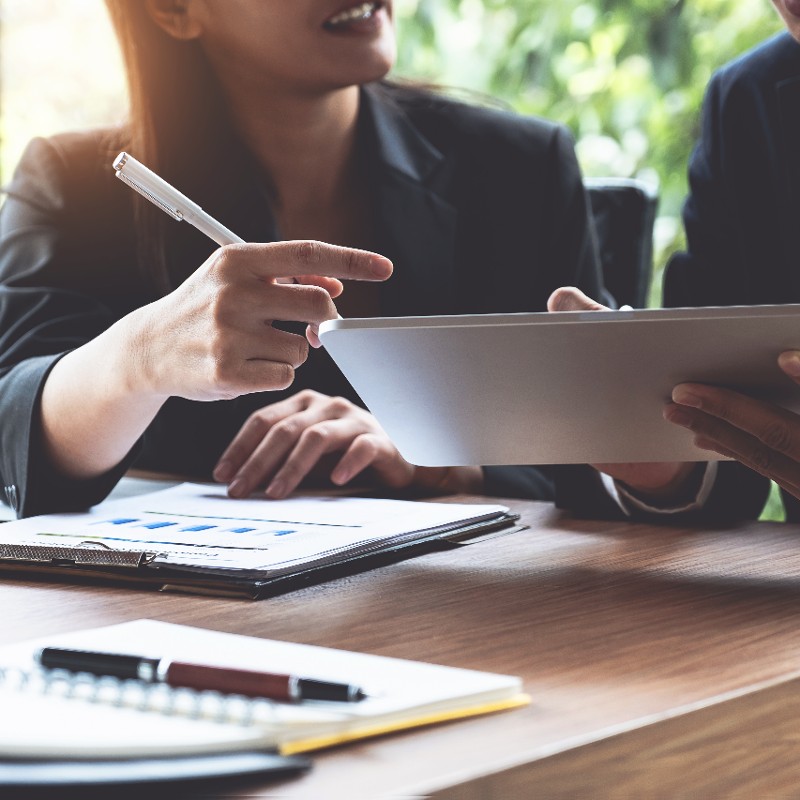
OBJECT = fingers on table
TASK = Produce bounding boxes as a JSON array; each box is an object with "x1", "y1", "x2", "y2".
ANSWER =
[
  {"x1": 215, "y1": 393, "x2": 377, "y2": 498},
  {"x1": 263, "y1": 417, "x2": 378, "y2": 498}
]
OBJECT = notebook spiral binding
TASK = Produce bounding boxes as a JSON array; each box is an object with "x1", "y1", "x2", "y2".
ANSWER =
[{"x1": 0, "y1": 665, "x2": 280, "y2": 727}]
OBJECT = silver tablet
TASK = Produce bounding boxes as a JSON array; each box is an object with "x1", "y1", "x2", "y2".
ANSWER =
[{"x1": 319, "y1": 305, "x2": 800, "y2": 465}]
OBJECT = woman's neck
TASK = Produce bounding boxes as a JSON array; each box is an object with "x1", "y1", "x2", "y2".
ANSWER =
[
  {"x1": 212, "y1": 76, "x2": 381, "y2": 316},
  {"x1": 222, "y1": 82, "x2": 363, "y2": 221}
]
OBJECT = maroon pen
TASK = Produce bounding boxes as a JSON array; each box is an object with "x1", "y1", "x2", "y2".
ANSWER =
[{"x1": 37, "y1": 647, "x2": 367, "y2": 703}]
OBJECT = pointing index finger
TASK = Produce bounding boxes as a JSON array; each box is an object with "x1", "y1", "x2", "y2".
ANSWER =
[{"x1": 240, "y1": 241, "x2": 393, "y2": 282}]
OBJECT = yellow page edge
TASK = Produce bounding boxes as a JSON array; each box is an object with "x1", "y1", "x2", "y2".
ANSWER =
[{"x1": 279, "y1": 692, "x2": 531, "y2": 755}]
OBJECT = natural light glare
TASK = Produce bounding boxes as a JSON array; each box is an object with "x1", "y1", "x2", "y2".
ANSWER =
[{"x1": 0, "y1": 0, "x2": 128, "y2": 181}]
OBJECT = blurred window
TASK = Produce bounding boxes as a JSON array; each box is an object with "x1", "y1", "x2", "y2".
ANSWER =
[{"x1": 0, "y1": 0, "x2": 127, "y2": 181}]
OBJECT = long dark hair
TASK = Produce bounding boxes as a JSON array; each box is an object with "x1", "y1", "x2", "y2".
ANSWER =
[{"x1": 104, "y1": 0, "x2": 233, "y2": 293}]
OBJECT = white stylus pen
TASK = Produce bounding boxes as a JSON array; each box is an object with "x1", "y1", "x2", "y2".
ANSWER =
[{"x1": 112, "y1": 152, "x2": 244, "y2": 247}]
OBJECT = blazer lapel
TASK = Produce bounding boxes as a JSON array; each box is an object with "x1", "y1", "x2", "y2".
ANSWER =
[
  {"x1": 171, "y1": 88, "x2": 458, "y2": 314},
  {"x1": 361, "y1": 86, "x2": 458, "y2": 316}
]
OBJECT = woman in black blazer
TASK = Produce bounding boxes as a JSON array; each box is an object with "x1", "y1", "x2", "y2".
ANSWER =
[
  {"x1": 553, "y1": 10, "x2": 800, "y2": 523},
  {"x1": 0, "y1": 0, "x2": 602, "y2": 517}
]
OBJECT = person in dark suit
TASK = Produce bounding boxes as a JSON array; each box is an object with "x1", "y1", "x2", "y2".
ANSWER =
[
  {"x1": 0, "y1": 0, "x2": 602, "y2": 517},
  {"x1": 551, "y1": 8, "x2": 800, "y2": 522}
]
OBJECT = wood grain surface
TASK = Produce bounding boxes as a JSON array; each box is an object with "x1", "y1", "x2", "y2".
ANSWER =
[{"x1": 2, "y1": 495, "x2": 800, "y2": 798}]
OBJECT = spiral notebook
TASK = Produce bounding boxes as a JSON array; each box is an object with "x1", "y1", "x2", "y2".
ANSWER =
[{"x1": 0, "y1": 620, "x2": 528, "y2": 758}]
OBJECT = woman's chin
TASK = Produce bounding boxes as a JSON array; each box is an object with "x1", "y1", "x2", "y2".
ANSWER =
[{"x1": 325, "y1": 53, "x2": 396, "y2": 89}]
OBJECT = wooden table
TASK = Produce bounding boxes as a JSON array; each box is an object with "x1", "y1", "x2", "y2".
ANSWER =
[{"x1": 3, "y1": 495, "x2": 800, "y2": 798}]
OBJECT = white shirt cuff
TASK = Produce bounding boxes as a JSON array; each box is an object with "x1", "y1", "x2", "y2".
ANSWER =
[{"x1": 600, "y1": 461, "x2": 719, "y2": 516}]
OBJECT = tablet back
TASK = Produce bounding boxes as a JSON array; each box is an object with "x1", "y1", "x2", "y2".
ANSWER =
[{"x1": 319, "y1": 305, "x2": 800, "y2": 465}]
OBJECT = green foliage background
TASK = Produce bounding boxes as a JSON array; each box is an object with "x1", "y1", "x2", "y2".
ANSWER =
[{"x1": 393, "y1": 0, "x2": 782, "y2": 303}]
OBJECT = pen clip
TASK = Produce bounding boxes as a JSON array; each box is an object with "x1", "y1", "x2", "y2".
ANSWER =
[{"x1": 114, "y1": 169, "x2": 183, "y2": 222}]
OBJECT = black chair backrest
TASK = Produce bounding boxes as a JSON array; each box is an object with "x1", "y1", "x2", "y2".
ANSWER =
[{"x1": 585, "y1": 177, "x2": 659, "y2": 309}]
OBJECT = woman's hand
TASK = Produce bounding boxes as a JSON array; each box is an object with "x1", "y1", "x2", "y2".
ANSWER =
[
  {"x1": 214, "y1": 389, "x2": 484, "y2": 499},
  {"x1": 39, "y1": 241, "x2": 391, "y2": 480},
  {"x1": 128, "y1": 241, "x2": 392, "y2": 402},
  {"x1": 665, "y1": 350, "x2": 800, "y2": 500},
  {"x1": 547, "y1": 286, "x2": 696, "y2": 499}
]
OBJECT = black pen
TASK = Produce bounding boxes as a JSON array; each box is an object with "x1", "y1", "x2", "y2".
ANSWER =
[{"x1": 37, "y1": 647, "x2": 367, "y2": 703}]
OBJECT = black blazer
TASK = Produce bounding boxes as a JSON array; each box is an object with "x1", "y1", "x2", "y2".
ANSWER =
[
  {"x1": 556, "y1": 32, "x2": 800, "y2": 523},
  {"x1": 0, "y1": 84, "x2": 602, "y2": 517}
]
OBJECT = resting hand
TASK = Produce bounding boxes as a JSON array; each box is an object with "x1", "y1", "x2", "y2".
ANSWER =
[
  {"x1": 665, "y1": 351, "x2": 800, "y2": 500},
  {"x1": 547, "y1": 287, "x2": 696, "y2": 499},
  {"x1": 127, "y1": 241, "x2": 392, "y2": 402},
  {"x1": 214, "y1": 389, "x2": 483, "y2": 499}
]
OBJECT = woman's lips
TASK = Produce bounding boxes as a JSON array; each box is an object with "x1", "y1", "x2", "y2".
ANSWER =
[{"x1": 324, "y1": 2, "x2": 384, "y2": 31}]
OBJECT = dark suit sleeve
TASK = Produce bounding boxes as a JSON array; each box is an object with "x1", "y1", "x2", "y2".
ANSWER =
[
  {"x1": 664, "y1": 71, "x2": 776, "y2": 308},
  {"x1": 0, "y1": 138, "x2": 140, "y2": 517}
]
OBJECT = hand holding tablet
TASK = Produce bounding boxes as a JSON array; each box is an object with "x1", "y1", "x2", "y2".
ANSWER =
[
  {"x1": 547, "y1": 287, "x2": 700, "y2": 501},
  {"x1": 554, "y1": 286, "x2": 800, "y2": 503}
]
